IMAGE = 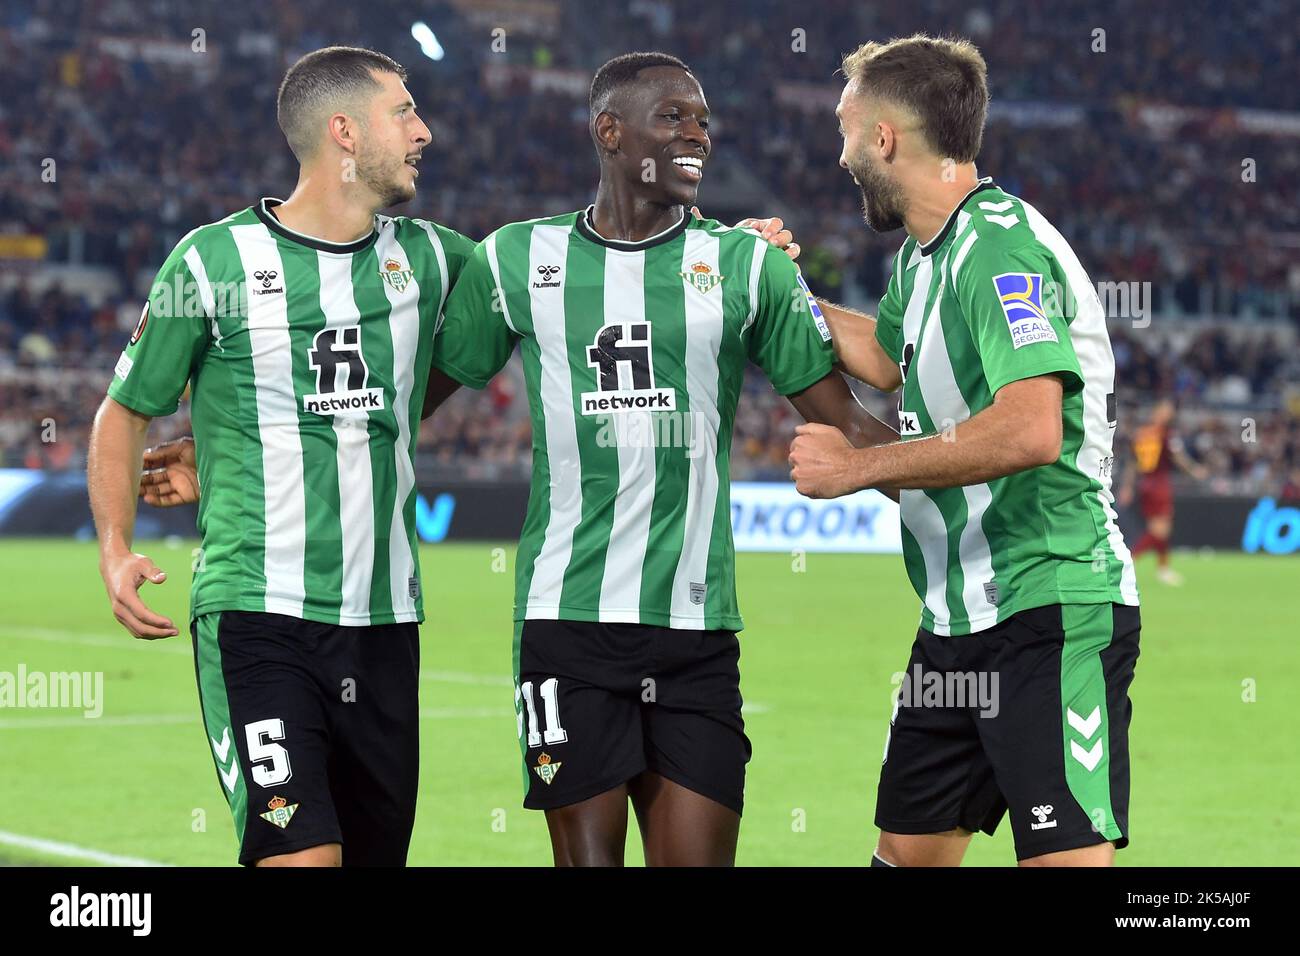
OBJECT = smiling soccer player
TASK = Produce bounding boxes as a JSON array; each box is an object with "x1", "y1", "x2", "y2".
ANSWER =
[{"x1": 424, "y1": 52, "x2": 897, "y2": 866}]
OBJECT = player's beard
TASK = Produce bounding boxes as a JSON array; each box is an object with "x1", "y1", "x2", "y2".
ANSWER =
[
  {"x1": 848, "y1": 153, "x2": 906, "y2": 233},
  {"x1": 356, "y1": 140, "x2": 415, "y2": 209}
]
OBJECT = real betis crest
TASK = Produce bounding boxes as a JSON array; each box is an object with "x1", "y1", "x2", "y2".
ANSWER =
[
  {"x1": 259, "y1": 795, "x2": 299, "y2": 829},
  {"x1": 533, "y1": 752, "x2": 562, "y2": 786},
  {"x1": 680, "y1": 261, "x2": 723, "y2": 294},
  {"x1": 380, "y1": 258, "x2": 414, "y2": 293}
]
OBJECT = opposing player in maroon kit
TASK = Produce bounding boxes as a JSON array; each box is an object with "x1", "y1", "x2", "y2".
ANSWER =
[{"x1": 1120, "y1": 398, "x2": 1208, "y2": 585}]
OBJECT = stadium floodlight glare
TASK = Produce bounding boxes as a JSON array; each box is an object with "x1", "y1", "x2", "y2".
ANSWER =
[{"x1": 410, "y1": 22, "x2": 445, "y2": 61}]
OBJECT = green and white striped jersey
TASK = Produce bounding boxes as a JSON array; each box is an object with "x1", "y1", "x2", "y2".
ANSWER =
[
  {"x1": 875, "y1": 178, "x2": 1139, "y2": 636},
  {"x1": 433, "y1": 207, "x2": 835, "y2": 631},
  {"x1": 108, "y1": 198, "x2": 474, "y2": 626}
]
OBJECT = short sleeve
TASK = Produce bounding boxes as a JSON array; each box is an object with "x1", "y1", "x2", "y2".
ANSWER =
[
  {"x1": 106, "y1": 240, "x2": 211, "y2": 417},
  {"x1": 952, "y1": 241, "x2": 1083, "y2": 396},
  {"x1": 432, "y1": 238, "x2": 518, "y2": 389},
  {"x1": 874, "y1": 249, "x2": 905, "y2": 365},
  {"x1": 745, "y1": 241, "x2": 835, "y2": 396}
]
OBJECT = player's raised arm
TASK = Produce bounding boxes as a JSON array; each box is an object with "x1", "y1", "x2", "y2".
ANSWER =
[
  {"x1": 89, "y1": 397, "x2": 178, "y2": 638},
  {"x1": 815, "y1": 299, "x2": 902, "y2": 392}
]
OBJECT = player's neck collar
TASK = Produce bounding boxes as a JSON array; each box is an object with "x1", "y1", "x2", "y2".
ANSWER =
[
  {"x1": 575, "y1": 204, "x2": 689, "y2": 251},
  {"x1": 918, "y1": 177, "x2": 998, "y2": 257},
  {"x1": 255, "y1": 198, "x2": 379, "y2": 254}
]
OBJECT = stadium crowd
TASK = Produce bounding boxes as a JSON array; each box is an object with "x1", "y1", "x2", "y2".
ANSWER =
[{"x1": 1, "y1": 0, "x2": 1297, "y2": 497}]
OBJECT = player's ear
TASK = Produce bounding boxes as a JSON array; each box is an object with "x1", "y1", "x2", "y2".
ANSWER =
[
  {"x1": 328, "y1": 112, "x2": 359, "y2": 154},
  {"x1": 878, "y1": 121, "x2": 896, "y2": 162},
  {"x1": 593, "y1": 111, "x2": 621, "y2": 155}
]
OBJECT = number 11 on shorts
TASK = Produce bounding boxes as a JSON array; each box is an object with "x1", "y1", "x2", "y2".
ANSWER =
[{"x1": 517, "y1": 678, "x2": 569, "y2": 746}]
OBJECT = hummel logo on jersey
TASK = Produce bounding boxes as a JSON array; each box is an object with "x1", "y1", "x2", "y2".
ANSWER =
[
  {"x1": 251, "y1": 269, "x2": 282, "y2": 294},
  {"x1": 994, "y1": 273, "x2": 1058, "y2": 350},
  {"x1": 534, "y1": 264, "x2": 562, "y2": 288},
  {"x1": 1030, "y1": 804, "x2": 1057, "y2": 830},
  {"x1": 380, "y1": 258, "x2": 414, "y2": 293},
  {"x1": 581, "y1": 322, "x2": 676, "y2": 415},
  {"x1": 304, "y1": 325, "x2": 385, "y2": 415},
  {"x1": 681, "y1": 260, "x2": 723, "y2": 294}
]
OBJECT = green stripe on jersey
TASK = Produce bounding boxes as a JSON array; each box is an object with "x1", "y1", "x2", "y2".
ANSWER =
[
  {"x1": 434, "y1": 208, "x2": 836, "y2": 631},
  {"x1": 108, "y1": 200, "x2": 474, "y2": 627},
  {"x1": 874, "y1": 180, "x2": 1139, "y2": 636}
]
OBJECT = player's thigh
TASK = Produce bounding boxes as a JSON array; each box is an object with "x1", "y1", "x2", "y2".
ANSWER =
[
  {"x1": 640, "y1": 628, "x2": 751, "y2": 819},
  {"x1": 874, "y1": 631, "x2": 1004, "y2": 845},
  {"x1": 544, "y1": 784, "x2": 631, "y2": 867},
  {"x1": 1019, "y1": 841, "x2": 1115, "y2": 867},
  {"x1": 875, "y1": 829, "x2": 973, "y2": 867},
  {"x1": 516, "y1": 619, "x2": 647, "y2": 814},
  {"x1": 255, "y1": 843, "x2": 342, "y2": 867},
  {"x1": 974, "y1": 603, "x2": 1140, "y2": 862},
  {"x1": 628, "y1": 770, "x2": 740, "y2": 867},
  {"x1": 325, "y1": 621, "x2": 421, "y2": 867},
  {"x1": 192, "y1": 611, "x2": 341, "y2": 866}
]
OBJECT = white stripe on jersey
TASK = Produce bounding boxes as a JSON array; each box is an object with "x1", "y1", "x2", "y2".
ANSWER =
[
  {"x1": 316, "y1": 250, "x2": 377, "y2": 624},
  {"x1": 1020, "y1": 201, "x2": 1138, "y2": 604},
  {"x1": 742, "y1": 234, "x2": 764, "y2": 337},
  {"x1": 523, "y1": 225, "x2": 582, "y2": 617},
  {"x1": 910, "y1": 255, "x2": 998, "y2": 633},
  {"x1": 900, "y1": 489, "x2": 951, "y2": 632},
  {"x1": 182, "y1": 246, "x2": 221, "y2": 349},
  {"x1": 384, "y1": 223, "x2": 447, "y2": 617},
  {"x1": 598, "y1": 249, "x2": 656, "y2": 622},
  {"x1": 669, "y1": 230, "x2": 724, "y2": 627},
  {"x1": 229, "y1": 223, "x2": 306, "y2": 618}
]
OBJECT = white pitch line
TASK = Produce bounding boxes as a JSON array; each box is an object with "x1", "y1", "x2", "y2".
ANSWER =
[
  {"x1": 0, "y1": 626, "x2": 190, "y2": 655},
  {"x1": 0, "y1": 830, "x2": 169, "y2": 867},
  {"x1": 0, "y1": 713, "x2": 196, "y2": 730},
  {"x1": 420, "y1": 670, "x2": 513, "y2": 687}
]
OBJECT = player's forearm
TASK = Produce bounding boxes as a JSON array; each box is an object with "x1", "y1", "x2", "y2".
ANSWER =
[
  {"x1": 815, "y1": 299, "x2": 900, "y2": 392},
  {"x1": 88, "y1": 397, "x2": 152, "y2": 560},
  {"x1": 851, "y1": 403, "x2": 1059, "y2": 491}
]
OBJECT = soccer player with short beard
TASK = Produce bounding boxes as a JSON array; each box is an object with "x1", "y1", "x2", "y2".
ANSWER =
[
  {"x1": 89, "y1": 46, "x2": 475, "y2": 867},
  {"x1": 788, "y1": 34, "x2": 1141, "y2": 867}
]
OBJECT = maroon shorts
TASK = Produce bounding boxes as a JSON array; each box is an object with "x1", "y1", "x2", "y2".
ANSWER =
[{"x1": 1138, "y1": 475, "x2": 1173, "y2": 519}]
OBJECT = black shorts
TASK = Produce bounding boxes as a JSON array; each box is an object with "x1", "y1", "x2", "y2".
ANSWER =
[
  {"x1": 875, "y1": 602, "x2": 1140, "y2": 861},
  {"x1": 191, "y1": 610, "x2": 420, "y2": 866},
  {"x1": 514, "y1": 619, "x2": 752, "y2": 815}
]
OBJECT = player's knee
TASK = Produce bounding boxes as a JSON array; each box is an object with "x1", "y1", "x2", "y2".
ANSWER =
[{"x1": 255, "y1": 843, "x2": 342, "y2": 867}]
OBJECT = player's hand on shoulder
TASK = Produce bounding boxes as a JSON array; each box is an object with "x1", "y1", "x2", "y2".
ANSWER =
[
  {"x1": 694, "y1": 207, "x2": 801, "y2": 261},
  {"x1": 99, "y1": 551, "x2": 178, "y2": 639},
  {"x1": 140, "y1": 436, "x2": 200, "y2": 506},
  {"x1": 788, "y1": 423, "x2": 862, "y2": 499}
]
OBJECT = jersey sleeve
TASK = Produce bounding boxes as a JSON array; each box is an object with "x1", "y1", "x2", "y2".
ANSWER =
[
  {"x1": 874, "y1": 249, "x2": 905, "y2": 365},
  {"x1": 434, "y1": 225, "x2": 477, "y2": 289},
  {"x1": 431, "y1": 237, "x2": 518, "y2": 389},
  {"x1": 106, "y1": 239, "x2": 211, "y2": 417},
  {"x1": 745, "y1": 241, "x2": 836, "y2": 396},
  {"x1": 952, "y1": 240, "x2": 1083, "y2": 396}
]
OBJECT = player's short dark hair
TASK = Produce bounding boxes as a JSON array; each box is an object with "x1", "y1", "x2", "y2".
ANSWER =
[
  {"x1": 277, "y1": 46, "x2": 408, "y2": 162},
  {"x1": 841, "y1": 34, "x2": 988, "y2": 163},
  {"x1": 589, "y1": 51, "x2": 694, "y2": 118}
]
